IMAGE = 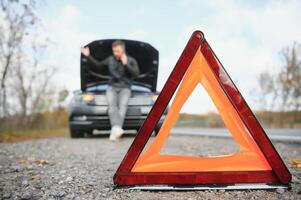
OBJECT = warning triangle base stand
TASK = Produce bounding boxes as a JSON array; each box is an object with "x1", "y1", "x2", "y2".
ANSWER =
[
  {"x1": 113, "y1": 31, "x2": 291, "y2": 188},
  {"x1": 123, "y1": 183, "x2": 290, "y2": 191}
]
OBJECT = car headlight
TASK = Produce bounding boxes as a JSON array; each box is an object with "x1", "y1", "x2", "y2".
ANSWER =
[
  {"x1": 73, "y1": 115, "x2": 87, "y2": 121},
  {"x1": 82, "y1": 94, "x2": 94, "y2": 102},
  {"x1": 151, "y1": 94, "x2": 159, "y2": 102}
]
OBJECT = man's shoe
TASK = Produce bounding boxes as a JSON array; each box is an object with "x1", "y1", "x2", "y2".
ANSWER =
[
  {"x1": 109, "y1": 126, "x2": 118, "y2": 141},
  {"x1": 114, "y1": 126, "x2": 124, "y2": 139},
  {"x1": 109, "y1": 126, "x2": 124, "y2": 141}
]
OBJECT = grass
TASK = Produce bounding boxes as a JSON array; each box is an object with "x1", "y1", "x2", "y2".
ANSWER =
[{"x1": 0, "y1": 128, "x2": 69, "y2": 143}]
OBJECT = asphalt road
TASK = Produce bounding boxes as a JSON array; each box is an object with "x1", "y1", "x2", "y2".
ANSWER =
[
  {"x1": 171, "y1": 128, "x2": 301, "y2": 142},
  {"x1": 1, "y1": 136, "x2": 301, "y2": 199}
]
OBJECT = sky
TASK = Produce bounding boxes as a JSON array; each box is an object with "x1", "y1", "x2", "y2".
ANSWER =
[{"x1": 37, "y1": 0, "x2": 301, "y2": 114}]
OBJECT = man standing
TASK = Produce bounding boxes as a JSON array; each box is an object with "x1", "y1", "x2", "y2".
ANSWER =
[{"x1": 81, "y1": 40, "x2": 139, "y2": 141}]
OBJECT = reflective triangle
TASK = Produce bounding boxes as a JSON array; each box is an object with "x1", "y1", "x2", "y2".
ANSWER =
[{"x1": 114, "y1": 31, "x2": 291, "y2": 186}]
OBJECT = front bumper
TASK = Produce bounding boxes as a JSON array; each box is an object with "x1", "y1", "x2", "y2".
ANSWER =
[{"x1": 69, "y1": 114, "x2": 165, "y2": 131}]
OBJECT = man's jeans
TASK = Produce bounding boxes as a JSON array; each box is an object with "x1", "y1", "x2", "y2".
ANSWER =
[{"x1": 106, "y1": 86, "x2": 131, "y2": 128}]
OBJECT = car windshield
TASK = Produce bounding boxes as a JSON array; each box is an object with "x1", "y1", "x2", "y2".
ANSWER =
[{"x1": 86, "y1": 84, "x2": 151, "y2": 93}]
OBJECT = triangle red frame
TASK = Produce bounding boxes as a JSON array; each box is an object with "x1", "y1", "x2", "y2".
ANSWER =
[{"x1": 114, "y1": 31, "x2": 291, "y2": 186}]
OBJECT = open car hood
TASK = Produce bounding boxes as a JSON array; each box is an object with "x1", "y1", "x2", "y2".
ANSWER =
[{"x1": 81, "y1": 39, "x2": 159, "y2": 92}]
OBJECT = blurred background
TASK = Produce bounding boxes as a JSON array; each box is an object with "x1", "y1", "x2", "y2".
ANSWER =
[{"x1": 0, "y1": 0, "x2": 300, "y2": 142}]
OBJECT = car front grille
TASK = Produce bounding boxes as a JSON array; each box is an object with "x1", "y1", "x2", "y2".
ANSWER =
[
  {"x1": 128, "y1": 96, "x2": 153, "y2": 106},
  {"x1": 93, "y1": 95, "x2": 153, "y2": 106},
  {"x1": 85, "y1": 115, "x2": 147, "y2": 121},
  {"x1": 85, "y1": 115, "x2": 148, "y2": 128}
]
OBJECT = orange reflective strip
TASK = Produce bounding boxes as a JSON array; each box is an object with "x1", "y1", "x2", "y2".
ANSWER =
[{"x1": 132, "y1": 48, "x2": 271, "y2": 172}]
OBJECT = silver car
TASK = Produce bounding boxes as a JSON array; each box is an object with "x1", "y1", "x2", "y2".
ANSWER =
[{"x1": 69, "y1": 39, "x2": 166, "y2": 138}]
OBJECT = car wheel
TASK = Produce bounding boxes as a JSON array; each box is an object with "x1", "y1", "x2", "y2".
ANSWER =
[
  {"x1": 154, "y1": 124, "x2": 162, "y2": 136},
  {"x1": 135, "y1": 125, "x2": 162, "y2": 136},
  {"x1": 70, "y1": 127, "x2": 84, "y2": 138}
]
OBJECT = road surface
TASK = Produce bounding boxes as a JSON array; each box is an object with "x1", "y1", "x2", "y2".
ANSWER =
[
  {"x1": 1, "y1": 134, "x2": 301, "y2": 199},
  {"x1": 171, "y1": 128, "x2": 301, "y2": 141}
]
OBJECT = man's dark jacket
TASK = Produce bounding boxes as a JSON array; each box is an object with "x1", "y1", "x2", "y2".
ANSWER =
[{"x1": 87, "y1": 55, "x2": 139, "y2": 88}]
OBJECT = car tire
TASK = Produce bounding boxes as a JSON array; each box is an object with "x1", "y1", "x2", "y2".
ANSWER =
[
  {"x1": 135, "y1": 124, "x2": 162, "y2": 136},
  {"x1": 154, "y1": 124, "x2": 162, "y2": 136},
  {"x1": 70, "y1": 127, "x2": 84, "y2": 138}
]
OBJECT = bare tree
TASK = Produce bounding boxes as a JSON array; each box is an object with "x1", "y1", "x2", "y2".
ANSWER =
[
  {"x1": 0, "y1": 0, "x2": 38, "y2": 118},
  {"x1": 11, "y1": 40, "x2": 56, "y2": 127},
  {"x1": 278, "y1": 43, "x2": 301, "y2": 126},
  {"x1": 257, "y1": 71, "x2": 277, "y2": 126},
  {"x1": 257, "y1": 43, "x2": 301, "y2": 128},
  {"x1": 0, "y1": 0, "x2": 60, "y2": 131}
]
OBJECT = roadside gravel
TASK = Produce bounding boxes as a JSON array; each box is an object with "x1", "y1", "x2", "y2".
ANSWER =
[{"x1": 0, "y1": 135, "x2": 300, "y2": 199}]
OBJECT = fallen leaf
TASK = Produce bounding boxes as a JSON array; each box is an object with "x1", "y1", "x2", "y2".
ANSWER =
[
  {"x1": 35, "y1": 160, "x2": 49, "y2": 165},
  {"x1": 17, "y1": 160, "x2": 28, "y2": 164},
  {"x1": 31, "y1": 175, "x2": 41, "y2": 181},
  {"x1": 288, "y1": 158, "x2": 301, "y2": 168}
]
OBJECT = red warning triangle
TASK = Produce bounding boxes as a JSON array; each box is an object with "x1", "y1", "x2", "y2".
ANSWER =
[{"x1": 114, "y1": 31, "x2": 291, "y2": 186}]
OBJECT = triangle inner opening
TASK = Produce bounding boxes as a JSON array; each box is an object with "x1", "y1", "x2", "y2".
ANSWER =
[
  {"x1": 161, "y1": 83, "x2": 241, "y2": 157},
  {"x1": 131, "y1": 48, "x2": 271, "y2": 173}
]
